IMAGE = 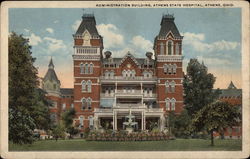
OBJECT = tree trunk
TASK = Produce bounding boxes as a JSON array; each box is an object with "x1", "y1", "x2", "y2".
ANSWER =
[{"x1": 210, "y1": 130, "x2": 214, "y2": 146}]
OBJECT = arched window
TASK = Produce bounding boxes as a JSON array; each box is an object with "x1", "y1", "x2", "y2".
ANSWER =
[
  {"x1": 89, "y1": 116, "x2": 94, "y2": 129},
  {"x1": 175, "y1": 43, "x2": 180, "y2": 55},
  {"x1": 131, "y1": 70, "x2": 136, "y2": 77},
  {"x1": 148, "y1": 71, "x2": 153, "y2": 78},
  {"x1": 87, "y1": 98, "x2": 92, "y2": 110},
  {"x1": 163, "y1": 64, "x2": 168, "y2": 74},
  {"x1": 165, "y1": 81, "x2": 170, "y2": 93},
  {"x1": 104, "y1": 70, "x2": 109, "y2": 79},
  {"x1": 81, "y1": 80, "x2": 86, "y2": 92},
  {"x1": 122, "y1": 70, "x2": 126, "y2": 77},
  {"x1": 89, "y1": 63, "x2": 93, "y2": 74},
  {"x1": 171, "y1": 98, "x2": 176, "y2": 111},
  {"x1": 167, "y1": 41, "x2": 173, "y2": 55},
  {"x1": 87, "y1": 80, "x2": 92, "y2": 92},
  {"x1": 173, "y1": 64, "x2": 177, "y2": 74},
  {"x1": 85, "y1": 63, "x2": 88, "y2": 74},
  {"x1": 110, "y1": 70, "x2": 115, "y2": 78},
  {"x1": 79, "y1": 116, "x2": 84, "y2": 127},
  {"x1": 170, "y1": 80, "x2": 175, "y2": 92},
  {"x1": 82, "y1": 98, "x2": 87, "y2": 110},
  {"x1": 168, "y1": 64, "x2": 172, "y2": 74},
  {"x1": 160, "y1": 42, "x2": 164, "y2": 55},
  {"x1": 165, "y1": 98, "x2": 170, "y2": 110},
  {"x1": 143, "y1": 71, "x2": 148, "y2": 78},
  {"x1": 80, "y1": 63, "x2": 84, "y2": 74},
  {"x1": 127, "y1": 70, "x2": 131, "y2": 77}
]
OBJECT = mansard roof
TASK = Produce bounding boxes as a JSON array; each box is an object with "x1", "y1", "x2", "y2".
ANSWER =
[
  {"x1": 158, "y1": 14, "x2": 181, "y2": 38},
  {"x1": 219, "y1": 89, "x2": 242, "y2": 98},
  {"x1": 75, "y1": 14, "x2": 100, "y2": 36},
  {"x1": 60, "y1": 88, "x2": 73, "y2": 95},
  {"x1": 218, "y1": 81, "x2": 241, "y2": 98}
]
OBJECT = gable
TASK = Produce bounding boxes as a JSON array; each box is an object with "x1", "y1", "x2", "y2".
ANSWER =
[{"x1": 119, "y1": 52, "x2": 140, "y2": 69}]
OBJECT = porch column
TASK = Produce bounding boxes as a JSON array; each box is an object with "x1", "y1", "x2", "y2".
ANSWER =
[
  {"x1": 113, "y1": 111, "x2": 115, "y2": 130},
  {"x1": 115, "y1": 111, "x2": 118, "y2": 130},
  {"x1": 141, "y1": 111, "x2": 144, "y2": 130},
  {"x1": 160, "y1": 115, "x2": 165, "y2": 131},
  {"x1": 94, "y1": 115, "x2": 99, "y2": 130},
  {"x1": 143, "y1": 113, "x2": 146, "y2": 130},
  {"x1": 140, "y1": 83, "x2": 143, "y2": 93},
  {"x1": 115, "y1": 82, "x2": 117, "y2": 93}
]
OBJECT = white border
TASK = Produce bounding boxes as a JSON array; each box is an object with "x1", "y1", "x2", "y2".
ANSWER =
[{"x1": 1, "y1": 1, "x2": 249, "y2": 159}]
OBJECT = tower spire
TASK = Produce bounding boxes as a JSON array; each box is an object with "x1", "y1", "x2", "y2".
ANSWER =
[{"x1": 48, "y1": 57, "x2": 54, "y2": 69}]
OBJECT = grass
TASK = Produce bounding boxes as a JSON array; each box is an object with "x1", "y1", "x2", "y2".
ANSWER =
[{"x1": 9, "y1": 138, "x2": 242, "y2": 151}]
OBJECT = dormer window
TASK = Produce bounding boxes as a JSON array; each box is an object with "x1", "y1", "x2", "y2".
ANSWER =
[{"x1": 83, "y1": 31, "x2": 91, "y2": 46}]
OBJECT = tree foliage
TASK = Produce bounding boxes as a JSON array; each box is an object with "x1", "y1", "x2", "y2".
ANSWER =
[
  {"x1": 62, "y1": 108, "x2": 77, "y2": 138},
  {"x1": 9, "y1": 32, "x2": 38, "y2": 144},
  {"x1": 183, "y1": 59, "x2": 220, "y2": 116},
  {"x1": 168, "y1": 110, "x2": 192, "y2": 138},
  {"x1": 52, "y1": 123, "x2": 65, "y2": 140},
  {"x1": 30, "y1": 89, "x2": 51, "y2": 130},
  {"x1": 9, "y1": 32, "x2": 51, "y2": 144},
  {"x1": 191, "y1": 101, "x2": 240, "y2": 146}
]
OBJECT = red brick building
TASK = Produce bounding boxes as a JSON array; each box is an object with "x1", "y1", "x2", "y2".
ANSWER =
[
  {"x1": 42, "y1": 13, "x2": 184, "y2": 131},
  {"x1": 214, "y1": 81, "x2": 242, "y2": 139}
]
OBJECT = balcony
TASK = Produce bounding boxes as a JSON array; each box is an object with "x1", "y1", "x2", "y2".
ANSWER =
[
  {"x1": 115, "y1": 103, "x2": 145, "y2": 108},
  {"x1": 145, "y1": 108, "x2": 164, "y2": 113},
  {"x1": 100, "y1": 76, "x2": 157, "y2": 83},
  {"x1": 100, "y1": 91, "x2": 157, "y2": 98}
]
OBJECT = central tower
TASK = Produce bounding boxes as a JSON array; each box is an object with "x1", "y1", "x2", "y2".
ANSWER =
[
  {"x1": 154, "y1": 14, "x2": 184, "y2": 114},
  {"x1": 73, "y1": 13, "x2": 103, "y2": 130}
]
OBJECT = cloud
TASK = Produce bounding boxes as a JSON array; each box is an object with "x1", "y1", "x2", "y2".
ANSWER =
[
  {"x1": 26, "y1": 33, "x2": 42, "y2": 46},
  {"x1": 97, "y1": 24, "x2": 124, "y2": 49},
  {"x1": 182, "y1": 32, "x2": 239, "y2": 53},
  {"x1": 53, "y1": 20, "x2": 59, "y2": 24},
  {"x1": 131, "y1": 35, "x2": 154, "y2": 53},
  {"x1": 46, "y1": 28, "x2": 54, "y2": 34},
  {"x1": 72, "y1": 20, "x2": 81, "y2": 31},
  {"x1": 24, "y1": 28, "x2": 30, "y2": 33},
  {"x1": 44, "y1": 37, "x2": 66, "y2": 52}
]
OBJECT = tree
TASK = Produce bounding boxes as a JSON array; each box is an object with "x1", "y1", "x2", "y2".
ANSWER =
[
  {"x1": 52, "y1": 123, "x2": 65, "y2": 141},
  {"x1": 9, "y1": 32, "x2": 38, "y2": 144},
  {"x1": 62, "y1": 108, "x2": 77, "y2": 138},
  {"x1": 167, "y1": 110, "x2": 191, "y2": 138},
  {"x1": 183, "y1": 59, "x2": 220, "y2": 116},
  {"x1": 191, "y1": 101, "x2": 240, "y2": 146},
  {"x1": 30, "y1": 88, "x2": 52, "y2": 131}
]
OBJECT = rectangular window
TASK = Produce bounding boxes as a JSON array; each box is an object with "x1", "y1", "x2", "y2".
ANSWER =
[
  {"x1": 71, "y1": 103, "x2": 74, "y2": 108},
  {"x1": 62, "y1": 103, "x2": 66, "y2": 110}
]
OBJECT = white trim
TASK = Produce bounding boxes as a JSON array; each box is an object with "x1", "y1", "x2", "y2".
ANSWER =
[
  {"x1": 75, "y1": 83, "x2": 99, "y2": 85},
  {"x1": 158, "y1": 101, "x2": 183, "y2": 103},
  {"x1": 157, "y1": 78, "x2": 184, "y2": 80},
  {"x1": 75, "y1": 65, "x2": 100, "y2": 68},
  {"x1": 74, "y1": 77, "x2": 99, "y2": 79},
  {"x1": 158, "y1": 84, "x2": 182, "y2": 86},
  {"x1": 74, "y1": 100, "x2": 99, "y2": 103}
]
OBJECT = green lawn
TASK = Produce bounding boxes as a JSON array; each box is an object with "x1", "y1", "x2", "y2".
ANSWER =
[{"x1": 9, "y1": 139, "x2": 242, "y2": 151}]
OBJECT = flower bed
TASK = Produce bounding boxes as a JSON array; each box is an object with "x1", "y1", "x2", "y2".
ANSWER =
[{"x1": 86, "y1": 131, "x2": 169, "y2": 141}]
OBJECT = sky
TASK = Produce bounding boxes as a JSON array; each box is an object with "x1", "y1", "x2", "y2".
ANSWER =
[{"x1": 9, "y1": 8, "x2": 242, "y2": 89}]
